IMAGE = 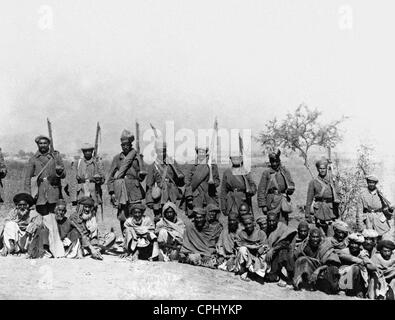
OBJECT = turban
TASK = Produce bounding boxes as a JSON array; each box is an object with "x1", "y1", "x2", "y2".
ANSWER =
[
  {"x1": 362, "y1": 229, "x2": 379, "y2": 239},
  {"x1": 228, "y1": 212, "x2": 239, "y2": 220},
  {"x1": 309, "y1": 227, "x2": 322, "y2": 237},
  {"x1": 268, "y1": 149, "x2": 281, "y2": 161},
  {"x1": 81, "y1": 143, "x2": 94, "y2": 150},
  {"x1": 206, "y1": 203, "x2": 221, "y2": 212},
  {"x1": 129, "y1": 202, "x2": 146, "y2": 213},
  {"x1": 256, "y1": 216, "x2": 266, "y2": 224},
  {"x1": 348, "y1": 233, "x2": 365, "y2": 244},
  {"x1": 34, "y1": 135, "x2": 51, "y2": 144},
  {"x1": 366, "y1": 174, "x2": 379, "y2": 183},
  {"x1": 78, "y1": 196, "x2": 95, "y2": 207},
  {"x1": 377, "y1": 240, "x2": 395, "y2": 251},
  {"x1": 120, "y1": 129, "x2": 134, "y2": 142},
  {"x1": 315, "y1": 158, "x2": 328, "y2": 169},
  {"x1": 56, "y1": 199, "x2": 67, "y2": 207},
  {"x1": 298, "y1": 220, "x2": 309, "y2": 229},
  {"x1": 333, "y1": 220, "x2": 349, "y2": 233},
  {"x1": 193, "y1": 207, "x2": 206, "y2": 216},
  {"x1": 13, "y1": 193, "x2": 35, "y2": 206},
  {"x1": 195, "y1": 145, "x2": 209, "y2": 153},
  {"x1": 241, "y1": 214, "x2": 254, "y2": 224},
  {"x1": 162, "y1": 201, "x2": 177, "y2": 215}
]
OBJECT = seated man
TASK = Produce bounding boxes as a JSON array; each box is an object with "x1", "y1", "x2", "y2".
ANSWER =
[
  {"x1": 291, "y1": 220, "x2": 310, "y2": 256},
  {"x1": 256, "y1": 216, "x2": 266, "y2": 231},
  {"x1": 216, "y1": 212, "x2": 240, "y2": 272},
  {"x1": 0, "y1": 193, "x2": 40, "y2": 256},
  {"x1": 327, "y1": 220, "x2": 349, "y2": 252},
  {"x1": 264, "y1": 212, "x2": 297, "y2": 286},
  {"x1": 122, "y1": 203, "x2": 159, "y2": 261},
  {"x1": 155, "y1": 201, "x2": 185, "y2": 261},
  {"x1": 55, "y1": 199, "x2": 115, "y2": 258},
  {"x1": 293, "y1": 227, "x2": 341, "y2": 294},
  {"x1": 205, "y1": 203, "x2": 223, "y2": 247},
  {"x1": 234, "y1": 214, "x2": 268, "y2": 281},
  {"x1": 68, "y1": 197, "x2": 104, "y2": 260},
  {"x1": 338, "y1": 233, "x2": 376, "y2": 298},
  {"x1": 179, "y1": 207, "x2": 218, "y2": 268},
  {"x1": 371, "y1": 240, "x2": 395, "y2": 298}
]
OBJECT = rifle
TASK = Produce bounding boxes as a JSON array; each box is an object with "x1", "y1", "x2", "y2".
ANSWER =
[
  {"x1": 238, "y1": 133, "x2": 252, "y2": 194},
  {"x1": 94, "y1": 122, "x2": 104, "y2": 220},
  {"x1": 47, "y1": 118, "x2": 55, "y2": 154},
  {"x1": 136, "y1": 120, "x2": 147, "y2": 179},
  {"x1": 207, "y1": 117, "x2": 218, "y2": 184}
]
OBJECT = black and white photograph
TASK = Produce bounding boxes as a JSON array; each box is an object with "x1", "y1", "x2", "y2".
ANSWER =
[{"x1": 0, "y1": 0, "x2": 394, "y2": 305}]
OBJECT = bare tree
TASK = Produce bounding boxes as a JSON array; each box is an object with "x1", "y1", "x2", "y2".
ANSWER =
[{"x1": 256, "y1": 103, "x2": 347, "y2": 177}]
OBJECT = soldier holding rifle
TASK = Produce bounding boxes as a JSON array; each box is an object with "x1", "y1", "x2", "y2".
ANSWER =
[
  {"x1": 23, "y1": 119, "x2": 65, "y2": 257},
  {"x1": 69, "y1": 122, "x2": 105, "y2": 215},
  {"x1": 107, "y1": 128, "x2": 146, "y2": 233}
]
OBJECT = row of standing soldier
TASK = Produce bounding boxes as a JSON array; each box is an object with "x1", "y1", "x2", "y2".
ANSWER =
[{"x1": 0, "y1": 127, "x2": 393, "y2": 243}]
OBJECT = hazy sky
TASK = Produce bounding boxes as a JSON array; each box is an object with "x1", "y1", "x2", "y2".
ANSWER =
[{"x1": 0, "y1": 0, "x2": 394, "y2": 161}]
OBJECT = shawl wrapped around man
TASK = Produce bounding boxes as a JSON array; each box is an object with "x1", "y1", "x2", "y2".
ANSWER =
[
  {"x1": 293, "y1": 237, "x2": 341, "y2": 293},
  {"x1": 155, "y1": 202, "x2": 185, "y2": 246},
  {"x1": 234, "y1": 226, "x2": 268, "y2": 277},
  {"x1": 124, "y1": 215, "x2": 156, "y2": 252},
  {"x1": 371, "y1": 252, "x2": 395, "y2": 294}
]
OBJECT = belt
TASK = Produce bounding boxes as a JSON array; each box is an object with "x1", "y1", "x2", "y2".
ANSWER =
[
  {"x1": 363, "y1": 208, "x2": 382, "y2": 213},
  {"x1": 233, "y1": 188, "x2": 245, "y2": 192},
  {"x1": 38, "y1": 177, "x2": 48, "y2": 183},
  {"x1": 124, "y1": 174, "x2": 139, "y2": 180}
]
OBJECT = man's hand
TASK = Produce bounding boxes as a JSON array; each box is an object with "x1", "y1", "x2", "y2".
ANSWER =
[
  {"x1": 262, "y1": 207, "x2": 268, "y2": 215},
  {"x1": 110, "y1": 194, "x2": 118, "y2": 207},
  {"x1": 286, "y1": 188, "x2": 294, "y2": 196},
  {"x1": 154, "y1": 214, "x2": 161, "y2": 224},
  {"x1": 63, "y1": 238, "x2": 72, "y2": 247}
]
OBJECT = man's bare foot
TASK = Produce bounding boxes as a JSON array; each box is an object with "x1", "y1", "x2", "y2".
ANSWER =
[{"x1": 0, "y1": 247, "x2": 8, "y2": 257}]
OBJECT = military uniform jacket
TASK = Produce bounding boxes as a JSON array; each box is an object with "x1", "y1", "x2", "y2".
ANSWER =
[{"x1": 23, "y1": 151, "x2": 66, "y2": 206}]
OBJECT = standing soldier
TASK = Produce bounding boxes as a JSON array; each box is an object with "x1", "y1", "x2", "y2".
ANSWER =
[
  {"x1": 69, "y1": 143, "x2": 105, "y2": 210},
  {"x1": 23, "y1": 135, "x2": 65, "y2": 257},
  {"x1": 184, "y1": 146, "x2": 220, "y2": 215},
  {"x1": 305, "y1": 159, "x2": 341, "y2": 236},
  {"x1": 0, "y1": 148, "x2": 7, "y2": 203},
  {"x1": 356, "y1": 175, "x2": 394, "y2": 240},
  {"x1": 257, "y1": 150, "x2": 295, "y2": 225},
  {"x1": 107, "y1": 130, "x2": 146, "y2": 233},
  {"x1": 145, "y1": 138, "x2": 185, "y2": 223},
  {"x1": 220, "y1": 151, "x2": 256, "y2": 216}
]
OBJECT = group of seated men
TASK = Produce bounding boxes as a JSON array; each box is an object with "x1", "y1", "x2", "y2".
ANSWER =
[{"x1": 1, "y1": 191, "x2": 394, "y2": 300}]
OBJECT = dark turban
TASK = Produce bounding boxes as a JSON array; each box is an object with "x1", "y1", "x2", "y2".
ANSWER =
[
  {"x1": 268, "y1": 149, "x2": 281, "y2": 162},
  {"x1": 298, "y1": 220, "x2": 309, "y2": 230},
  {"x1": 377, "y1": 240, "x2": 395, "y2": 251},
  {"x1": 13, "y1": 193, "x2": 35, "y2": 207},
  {"x1": 129, "y1": 202, "x2": 146, "y2": 212},
  {"x1": 78, "y1": 196, "x2": 95, "y2": 207},
  {"x1": 315, "y1": 158, "x2": 328, "y2": 169},
  {"x1": 34, "y1": 135, "x2": 51, "y2": 144}
]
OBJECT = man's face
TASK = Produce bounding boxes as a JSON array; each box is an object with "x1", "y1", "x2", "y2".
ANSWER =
[
  {"x1": 257, "y1": 220, "x2": 266, "y2": 231},
  {"x1": 349, "y1": 241, "x2": 361, "y2": 256},
  {"x1": 309, "y1": 231, "x2": 321, "y2": 247},
  {"x1": 381, "y1": 247, "x2": 393, "y2": 261},
  {"x1": 207, "y1": 210, "x2": 218, "y2": 224},
  {"x1": 194, "y1": 214, "x2": 206, "y2": 229},
  {"x1": 363, "y1": 237, "x2": 377, "y2": 252},
  {"x1": 267, "y1": 215, "x2": 278, "y2": 231},
  {"x1": 55, "y1": 204, "x2": 67, "y2": 221},
  {"x1": 197, "y1": 149, "x2": 207, "y2": 163},
  {"x1": 243, "y1": 219, "x2": 255, "y2": 235},
  {"x1": 239, "y1": 204, "x2": 249, "y2": 216},
  {"x1": 228, "y1": 217, "x2": 239, "y2": 232},
  {"x1": 83, "y1": 149, "x2": 93, "y2": 160},
  {"x1": 334, "y1": 229, "x2": 347, "y2": 243},
  {"x1": 164, "y1": 207, "x2": 176, "y2": 222},
  {"x1": 121, "y1": 140, "x2": 132, "y2": 154},
  {"x1": 230, "y1": 156, "x2": 242, "y2": 167},
  {"x1": 270, "y1": 159, "x2": 280, "y2": 170},
  {"x1": 16, "y1": 200, "x2": 29, "y2": 215},
  {"x1": 37, "y1": 139, "x2": 50, "y2": 154},
  {"x1": 367, "y1": 180, "x2": 377, "y2": 191},
  {"x1": 81, "y1": 205, "x2": 93, "y2": 221},
  {"x1": 298, "y1": 226, "x2": 309, "y2": 240},
  {"x1": 132, "y1": 208, "x2": 143, "y2": 222},
  {"x1": 318, "y1": 164, "x2": 327, "y2": 177}
]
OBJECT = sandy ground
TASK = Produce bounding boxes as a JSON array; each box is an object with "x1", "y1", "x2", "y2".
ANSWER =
[{"x1": 0, "y1": 254, "x2": 358, "y2": 300}]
